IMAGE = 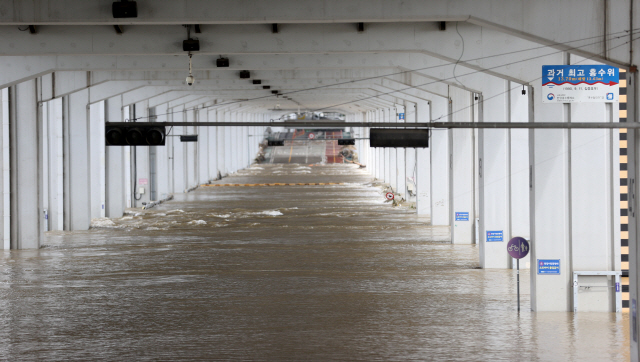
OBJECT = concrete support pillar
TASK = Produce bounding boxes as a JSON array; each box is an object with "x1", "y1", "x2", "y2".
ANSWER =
[
  {"x1": 430, "y1": 96, "x2": 450, "y2": 226},
  {"x1": 185, "y1": 108, "x2": 197, "y2": 188},
  {"x1": 63, "y1": 89, "x2": 91, "y2": 231},
  {"x1": 530, "y1": 58, "x2": 618, "y2": 312},
  {"x1": 450, "y1": 86, "x2": 475, "y2": 243},
  {"x1": 88, "y1": 101, "x2": 105, "y2": 219},
  {"x1": 154, "y1": 103, "x2": 170, "y2": 200},
  {"x1": 132, "y1": 101, "x2": 150, "y2": 207},
  {"x1": 9, "y1": 80, "x2": 42, "y2": 248},
  {"x1": 479, "y1": 80, "x2": 510, "y2": 268},
  {"x1": 171, "y1": 107, "x2": 186, "y2": 193},
  {"x1": 510, "y1": 86, "x2": 531, "y2": 268},
  {"x1": 197, "y1": 106, "x2": 209, "y2": 184},
  {"x1": 395, "y1": 104, "x2": 406, "y2": 197},
  {"x1": 45, "y1": 97, "x2": 64, "y2": 229},
  {"x1": 414, "y1": 100, "x2": 431, "y2": 216},
  {"x1": 384, "y1": 109, "x2": 392, "y2": 186},
  {"x1": 207, "y1": 109, "x2": 218, "y2": 181},
  {"x1": 0, "y1": 88, "x2": 9, "y2": 249},
  {"x1": 105, "y1": 96, "x2": 126, "y2": 217},
  {"x1": 405, "y1": 101, "x2": 417, "y2": 204},
  {"x1": 217, "y1": 110, "x2": 226, "y2": 176}
]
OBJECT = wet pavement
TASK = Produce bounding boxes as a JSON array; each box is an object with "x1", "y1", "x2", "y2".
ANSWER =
[{"x1": 0, "y1": 164, "x2": 630, "y2": 361}]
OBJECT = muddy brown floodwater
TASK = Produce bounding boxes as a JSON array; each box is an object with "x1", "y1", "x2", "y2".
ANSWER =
[{"x1": 0, "y1": 164, "x2": 630, "y2": 361}]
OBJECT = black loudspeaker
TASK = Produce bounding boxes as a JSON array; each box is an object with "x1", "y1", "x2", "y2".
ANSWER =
[
  {"x1": 183, "y1": 39, "x2": 200, "y2": 51},
  {"x1": 267, "y1": 140, "x2": 285, "y2": 146},
  {"x1": 253, "y1": 80, "x2": 262, "y2": 84},
  {"x1": 369, "y1": 129, "x2": 429, "y2": 148},
  {"x1": 216, "y1": 58, "x2": 230, "y2": 67},
  {"x1": 112, "y1": 1, "x2": 137, "y2": 18},
  {"x1": 240, "y1": 70, "x2": 251, "y2": 79},
  {"x1": 338, "y1": 138, "x2": 356, "y2": 145},
  {"x1": 180, "y1": 135, "x2": 198, "y2": 142},
  {"x1": 106, "y1": 124, "x2": 166, "y2": 146}
]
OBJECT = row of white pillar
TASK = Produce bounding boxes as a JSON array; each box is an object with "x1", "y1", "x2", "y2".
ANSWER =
[
  {"x1": 0, "y1": 78, "x2": 265, "y2": 251},
  {"x1": 355, "y1": 75, "x2": 621, "y2": 312}
]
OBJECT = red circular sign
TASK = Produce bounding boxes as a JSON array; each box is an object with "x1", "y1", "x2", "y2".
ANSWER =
[
  {"x1": 308, "y1": 133, "x2": 316, "y2": 139},
  {"x1": 385, "y1": 192, "x2": 395, "y2": 200}
]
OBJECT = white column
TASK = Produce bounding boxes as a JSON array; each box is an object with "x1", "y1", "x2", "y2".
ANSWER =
[
  {"x1": 155, "y1": 103, "x2": 170, "y2": 200},
  {"x1": 45, "y1": 98, "x2": 64, "y2": 229},
  {"x1": 9, "y1": 80, "x2": 41, "y2": 248},
  {"x1": 172, "y1": 107, "x2": 186, "y2": 193},
  {"x1": 197, "y1": 107, "x2": 209, "y2": 184},
  {"x1": 185, "y1": 108, "x2": 197, "y2": 188},
  {"x1": 217, "y1": 110, "x2": 227, "y2": 176},
  {"x1": 63, "y1": 89, "x2": 91, "y2": 231},
  {"x1": 133, "y1": 101, "x2": 150, "y2": 207},
  {"x1": 396, "y1": 104, "x2": 406, "y2": 197},
  {"x1": 208, "y1": 109, "x2": 217, "y2": 181},
  {"x1": 105, "y1": 96, "x2": 126, "y2": 217},
  {"x1": 0, "y1": 88, "x2": 9, "y2": 249},
  {"x1": 89, "y1": 101, "x2": 105, "y2": 219},
  {"x1": 415, "y1": 100, "x2": 431, "y2": 216},
  {"x1": 430, "y1": 96, "x2": 450, "y2": 226},
  {"x1": 510, "y1": 85, "x2": 531, "y2": 268},
  {"x1": 450, "y1": 86, "x2": 475, "y2": 243},
  {"x1": 478, "y1": 79, "x2": 510, "y2": 269}
]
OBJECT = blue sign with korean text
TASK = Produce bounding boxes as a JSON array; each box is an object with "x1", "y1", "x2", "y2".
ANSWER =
[
  {"x1": 542, "y1": 65, "x2": 619, "y2": 103},
  {"x1": 537, "y1": 259, "x2": 561, "y2": 275},
  {"x1": 486, "y1": 230, "x2": 503, "y2": 242},
  {"x1": 455, "y1": 212, "x2": 469, "y2": 221}
]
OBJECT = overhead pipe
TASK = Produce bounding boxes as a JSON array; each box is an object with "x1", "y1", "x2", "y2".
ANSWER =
[{"x1": 108, "y1": 121, "x2": 640, "y2": 129}]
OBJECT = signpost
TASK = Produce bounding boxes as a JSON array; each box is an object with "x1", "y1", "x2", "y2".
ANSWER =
[
  {"x1": 385, "y1": 192, "x2": 395, "y2": 201},
  {"x1": 507, "y1": 237, "x2": 530, "y2": 312}
]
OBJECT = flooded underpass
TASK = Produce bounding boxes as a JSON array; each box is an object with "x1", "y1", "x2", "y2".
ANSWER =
[{"x1": 0, "y1": 164, "x2": 630, "y2": 361}]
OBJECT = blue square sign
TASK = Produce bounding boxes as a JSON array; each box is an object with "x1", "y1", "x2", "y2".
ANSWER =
[
  {"x1": 486, "y1": 230, "x2": 503, "y2": 242},
  {"x1": 455, "y1": 212, "x2": 469, "y2": 221},
  {"x1": 537, "y1": 259, "x2": 561, "y2": 275}
]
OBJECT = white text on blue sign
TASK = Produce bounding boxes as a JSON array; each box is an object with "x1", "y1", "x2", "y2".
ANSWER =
[
  {"x1": 542, "y1": 65, "x2": 619, "y2": 103},
  {"x1": 455, "y1": 212, "x2": 469, "y2": 221},
  {"x1": 487, "y1": 230, "x2": 503, "y2": 242},
  {"x1": 537, "y1": 259, "x2": 561, "y2": 275}
]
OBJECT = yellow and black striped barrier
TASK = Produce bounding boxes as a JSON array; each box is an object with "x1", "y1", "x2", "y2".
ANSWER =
[
  {"x1": 201, "y1": 183, "x2": 345, "y2": 187},
  {"x1": 619, "y1": 69, "x2": 629, "y2": 310}
]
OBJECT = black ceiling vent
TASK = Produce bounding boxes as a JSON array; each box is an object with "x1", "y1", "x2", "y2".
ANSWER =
[
  {"x1": 263, "y1": 85, "x2": 271, "y2": 90},
  {"x1": 216, "y1": 57, "x2": 230, "y2": 67},
  {"x1": 112, "y1": 1, "x2": 137, "y2": 18},
  {"x1": 253, "y1": 79, "x2": 262, "y2": 85},
  {"x1": 239, "y1": 70, "x2": 251, "y2": 79},
  {"x1": 271, "y1": 90, "x2": 279, "y2": 94},
  {"x1": 182, "y1": 39, "x2": 199, "y2": 52}
]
